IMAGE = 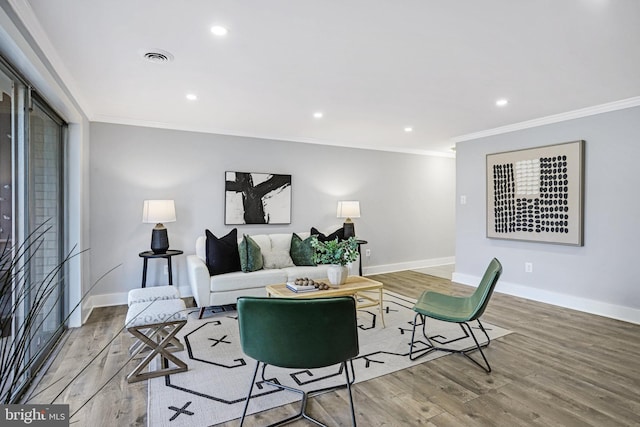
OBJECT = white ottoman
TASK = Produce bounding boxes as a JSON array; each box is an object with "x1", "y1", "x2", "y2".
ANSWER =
[{"x1": 128, "y1": 285, "x2": 180, "y2": 306}]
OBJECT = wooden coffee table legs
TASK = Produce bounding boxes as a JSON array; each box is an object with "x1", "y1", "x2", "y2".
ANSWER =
[{"x1": 354, "y1": 289, "x2": 386, "y2": 328}]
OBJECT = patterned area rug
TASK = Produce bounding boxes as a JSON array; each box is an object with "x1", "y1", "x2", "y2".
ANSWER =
[{"x1": 147, "y1": 291, "x2": 510, "y2": 426}]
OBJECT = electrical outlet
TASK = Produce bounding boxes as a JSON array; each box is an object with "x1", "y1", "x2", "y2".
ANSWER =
[
  {"x1": 365, "y1": 249, "x2": 371, "y2": 257},
  {"x1": 525, "y1": 262, "x2": 533, "y2": 273},
  {"x1": 164, "y1": 265, "x2": 169, "y2": 275},
  {"x1": 460, "y1": 195, "x2": 467, "y2": 205}
]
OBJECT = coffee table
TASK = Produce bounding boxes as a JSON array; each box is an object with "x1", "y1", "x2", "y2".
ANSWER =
[{"x1": 265, "y1": 275, "x2": 385, "y2": 327}]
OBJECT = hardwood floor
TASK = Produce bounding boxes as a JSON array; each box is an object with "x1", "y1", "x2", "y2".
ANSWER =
[{"x1": 25, "y1": 271, "x2": 640, "y2": 426}]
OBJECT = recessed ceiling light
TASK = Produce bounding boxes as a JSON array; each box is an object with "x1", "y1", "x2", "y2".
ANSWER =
[
  {"x1": 313, "y1": 112, "x2": 323, "y2": 119},
  {"x1": 496, "y1": 98, "x2": 509, "y2": 107},
  {"x1": 186, "y1": 93, "x2": 198, "y2": 101},
  {"x1": 404, "y1": 127, "x2": 413, "y2": 132},
  {"x1": 211, "y1": 25, "x2": 229, "y2": 36}
]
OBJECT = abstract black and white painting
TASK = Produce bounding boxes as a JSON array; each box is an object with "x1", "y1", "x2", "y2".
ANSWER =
[
  {"x1": 486, "y1": 140, "x2": 584, "y2": 245},
  {"x1": 225, "y1": 172, "x2": 292, "y2": 225}
]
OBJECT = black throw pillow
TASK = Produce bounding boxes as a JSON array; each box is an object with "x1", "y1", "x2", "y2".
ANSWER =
[
  {"x1": 205, "y1": 228, "x2": 241, "y2": 276},
  {"x1": 310, "y1": 226, "x2": 345, "y2": 242}
]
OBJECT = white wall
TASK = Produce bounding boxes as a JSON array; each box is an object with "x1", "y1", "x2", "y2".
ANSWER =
[
  {"x1": 454, "y1": 106, "x2": 640, "y2": 324},
  {"x1": 88, "y1": 122, "x2": 456, "y2": 307}
]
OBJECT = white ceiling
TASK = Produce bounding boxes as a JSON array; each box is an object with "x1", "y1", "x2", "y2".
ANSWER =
[{"x1": 19, "y1": 0, "x2": 640, "y2": 155}]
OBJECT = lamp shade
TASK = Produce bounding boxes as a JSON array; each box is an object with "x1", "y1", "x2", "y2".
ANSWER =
[
  {"x1": 142, "y1": 200, "x2": 176, "y2": 224},
  {"x1": 336, "y1": 201, "x2": 360, "y2": 219}
]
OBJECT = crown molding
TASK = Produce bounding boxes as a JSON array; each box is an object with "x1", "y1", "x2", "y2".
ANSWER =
[
  {"x1": 451, "y1": 96, "x2": 640, "y2": 143},
  {"x1": 3, "y1": 0, "x2": 91, "y2": 121},
  {"x1": 92, "y1": 114, "x2": 456, "y2": 158}
]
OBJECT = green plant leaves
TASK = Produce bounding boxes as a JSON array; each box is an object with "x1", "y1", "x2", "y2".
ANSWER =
[{"x1": 310, "y1": 236, "x2": 359, "y2": 266}]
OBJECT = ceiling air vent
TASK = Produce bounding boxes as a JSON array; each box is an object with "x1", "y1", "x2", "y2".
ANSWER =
[{"x1": 140, "y1": 49, "x2": 174, "y2": 64}]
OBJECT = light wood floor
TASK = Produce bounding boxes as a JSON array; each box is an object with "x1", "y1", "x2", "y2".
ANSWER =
[{"x1": 25, "y1": 271, "x2": 640, "y2": 426}]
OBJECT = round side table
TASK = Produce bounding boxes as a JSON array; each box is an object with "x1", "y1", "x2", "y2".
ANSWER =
[
  {"x1": 138, "y1": 249, "x2": 184, "y2": 287},
  {"x1": 356, "y1": 240, "x2": 368, "y2": 276}
]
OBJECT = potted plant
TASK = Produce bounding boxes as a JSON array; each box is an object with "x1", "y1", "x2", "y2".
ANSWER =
[{"x1": 311, "y1": 236, "x2": 359, "y2": 286}]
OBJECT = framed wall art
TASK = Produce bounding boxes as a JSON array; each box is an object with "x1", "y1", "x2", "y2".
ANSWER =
[
  {"x1": 486, "y1": 140, "x2": 584, "y2": 246},
  {"x1": 225, "y1": 171, "x2": 292, "y2": 225}
]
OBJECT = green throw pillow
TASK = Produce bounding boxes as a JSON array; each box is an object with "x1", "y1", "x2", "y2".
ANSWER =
[
  {"x1": 239, "y1": 235, "x2": 264, "y2": 272},
  {"x1": 290, "y1": 233, "x2": 316, "y2": 266}
]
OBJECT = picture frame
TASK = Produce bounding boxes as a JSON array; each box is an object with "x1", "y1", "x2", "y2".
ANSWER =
[
  {"x1": 225, "y1": 171, "x2": 292, "y2": 225},
  {"x1": 486, "y1": 140, "x2": 584, "y2": 246}
]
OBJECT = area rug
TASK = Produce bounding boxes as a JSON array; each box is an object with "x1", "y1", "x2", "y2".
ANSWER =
[{"x1": 147, "y1": 290, "x2": 510, "y2": 426}]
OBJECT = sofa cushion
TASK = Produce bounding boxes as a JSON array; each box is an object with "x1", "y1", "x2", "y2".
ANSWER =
[
  {"x1": 196, "y1": 235, "x2": 206, "y2": 261},
  {"x1": 210, "y1": 269, "x2": 287, "y2": 293},
  {"x1": 290, "y1": 233, "x2": 316, "y2": 266},
  {"x1": 262, "y1": 250, "x2": 295, "y2": 269},
  {"x1": 245, "y1": 234, "x2": 272, "y2": 254},
  {"x1": 297, "y1": 231, "x2": 311, "y2": 240},
  {"x1": 205, "y1": 229, "x2": 241, "y2": 276},
  {"x1": 282, "y1": 265, "x2": 331, "y2": 282},
  {"x1": 269, "y1": 233, "x2": 293, "y2": 252},
  {"x1": 311, "y1": 226, "x2": 345, "y2": 242},
  {"x1": 239, "y1": 234, "x2": 264, "y2": 272}
]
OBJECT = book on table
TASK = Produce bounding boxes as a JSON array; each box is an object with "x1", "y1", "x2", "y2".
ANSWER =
[{"x1": 286, "y1": 282, "x2": 319, "y2": 293}]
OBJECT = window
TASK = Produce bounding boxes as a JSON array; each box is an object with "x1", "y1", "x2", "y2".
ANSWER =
[{"x1": 0, "y1": 58, "x2": 67, "y2": 403}]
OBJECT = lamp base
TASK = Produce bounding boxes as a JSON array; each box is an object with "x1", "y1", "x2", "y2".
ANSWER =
[
  {"x1": 343, "y1": 222, "x2": 355, "y2": 238},
  {"x1": 151, "y1": 226, "x2": 169, "y2": 254}
]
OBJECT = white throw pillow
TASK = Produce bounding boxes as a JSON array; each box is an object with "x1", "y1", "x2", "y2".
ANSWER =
[
  {"x1": 262, "y1": 250, "x2": 295, "y2": 269},
  {"x1": 269, "y1": 233, "x2": 293, "y2": 252}
]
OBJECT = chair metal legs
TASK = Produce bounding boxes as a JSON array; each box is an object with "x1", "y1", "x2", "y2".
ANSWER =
[
  {"x1": 409, "y1": 313, "x2": 493, "y2": 373},
  {"x1": 240, "y1": 360, "x2": 357, "y2": 426},
  {"x1": 460, "y1": 320, "x2": 492, "y2": 373}
]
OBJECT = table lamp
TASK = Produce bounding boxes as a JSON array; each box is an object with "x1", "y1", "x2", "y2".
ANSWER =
[
  {"x1": 142, "y1": 200, "x2": 176, "y2": 254},
  {"x1": 337, "y1": 200, "x2": 360, "y2": 238}
]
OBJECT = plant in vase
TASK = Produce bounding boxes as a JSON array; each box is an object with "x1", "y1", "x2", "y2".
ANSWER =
[{"x1": 311, "y1": 236, "x2": 359, "y2": 286}]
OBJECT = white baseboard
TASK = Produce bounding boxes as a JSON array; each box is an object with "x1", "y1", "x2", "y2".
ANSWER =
[
  {"x1": 82, "y1": 267, "x2": 640, "y2": 326},
  {"x1": 363, "y1": 256, "x2": 455, "y2": 276},
  {"x1": 83, "y1": 259, "x2": 460, "y2": 323},
  {"x1": 452, "y1": 272, "x2": 640, "y2": 325},
  {"x1": 82, "y1": 259, "x2": 457, "y2": 320}
]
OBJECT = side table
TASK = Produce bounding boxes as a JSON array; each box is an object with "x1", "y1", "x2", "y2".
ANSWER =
[
  {"x1": 138, "y1": 249, "x2": 184, "y2": 288},
  {"x1": 356, "y1": 240, "x2": 368, "y2": 276}
]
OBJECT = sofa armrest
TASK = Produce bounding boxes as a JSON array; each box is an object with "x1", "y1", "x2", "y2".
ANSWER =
[{"x1": 187, "y1": 255, "x2": 210, "y2": 308}]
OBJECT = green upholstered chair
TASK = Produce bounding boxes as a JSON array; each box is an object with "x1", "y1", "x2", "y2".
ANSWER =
[
  {"x1": 237, "y1": 296, "x2": 359, "y2": 426},
  {"x1": 409, "y1": 258, "x2": 502, "y2": 373}
]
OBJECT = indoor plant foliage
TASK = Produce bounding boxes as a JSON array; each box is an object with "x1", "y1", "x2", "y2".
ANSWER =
[
  {"x1": 0, "y1": 220, "x2": 114, "y2": 407},
  {"x1": 1, "y1": 221, "x2": 123, "y2": 417},
  {"x1": 311, "y1": 236, "x2": 359, "y2": 266},
  {"x1": 311, "y1": 236, "x2": 358, "y2": 286},
  {"x1": 0, "y1": 222, "x2": 82, "y2": 404}
]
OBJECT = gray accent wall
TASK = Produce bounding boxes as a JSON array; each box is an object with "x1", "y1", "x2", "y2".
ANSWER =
[
  {"x1": 454, "y1": 106, "x2": 640, "y2": 323},
  {"x1": 89, "y1": 122, "x2": 455, "y2": 305}
]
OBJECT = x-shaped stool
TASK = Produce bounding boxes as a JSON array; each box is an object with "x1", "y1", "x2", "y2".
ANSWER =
[
  {"x1": 125, "y1": 299, "x2": 189, "y2": 383},
  {"x1": 129, "y1": 323, "x2": 184, "y2": 357},
  {"x1": 127, "y1": 319, "x2": 188, "y2": 383}
]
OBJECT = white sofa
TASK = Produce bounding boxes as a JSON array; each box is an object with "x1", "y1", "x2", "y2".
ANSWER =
[{"x1": 187, "y1": 232, "x2": 349, "y2": 313}]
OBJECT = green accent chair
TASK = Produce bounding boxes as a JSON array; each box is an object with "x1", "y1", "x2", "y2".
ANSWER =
[
  {"x1": 237, "y1": 296, "x2": 359, "y2": 426},
  {"x1": 409, "y1": 258, "x2": 502, "y2": 373}
]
